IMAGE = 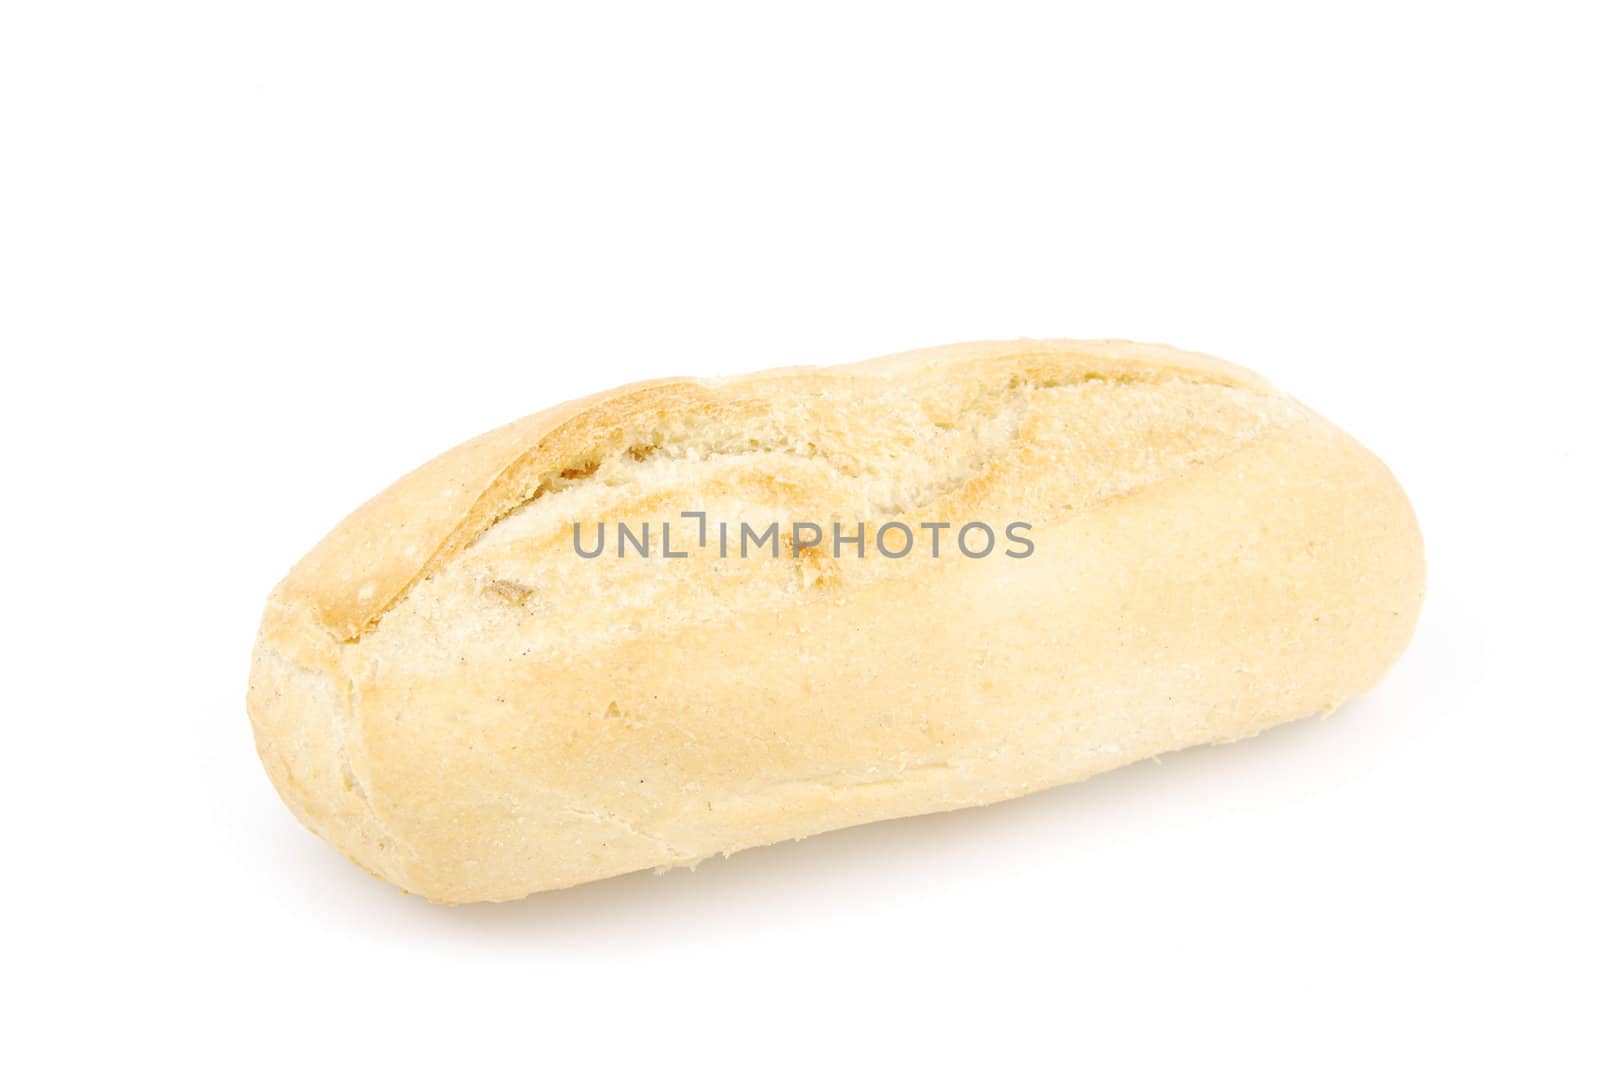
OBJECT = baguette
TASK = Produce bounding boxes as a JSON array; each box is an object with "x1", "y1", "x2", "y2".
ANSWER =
[{"x1": 247, "y1": 338, "x2": 1424, "y2": 903}]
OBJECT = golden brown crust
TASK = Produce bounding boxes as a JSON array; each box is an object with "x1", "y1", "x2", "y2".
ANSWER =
[
  {"x1": 248, "y1": 338, "x2": 1423, "y2": 903},
  {"x1": 276, "y1": 339, "x2": 1267, "y2": 643}
]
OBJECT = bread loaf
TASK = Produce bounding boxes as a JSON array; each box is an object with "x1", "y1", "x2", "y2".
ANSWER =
[{"x1": 247, "y1": 339, "x2": 1424, "y2": 903}]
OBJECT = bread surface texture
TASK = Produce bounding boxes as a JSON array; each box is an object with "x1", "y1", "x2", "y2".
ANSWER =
[{"x1": 247, "y1": 338, "x2": 1424, "y2": 903}]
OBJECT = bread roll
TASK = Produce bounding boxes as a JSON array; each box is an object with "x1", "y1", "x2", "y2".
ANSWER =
[{"x1": 248, "y1": 339, "x2": 1423, "y2": 903}]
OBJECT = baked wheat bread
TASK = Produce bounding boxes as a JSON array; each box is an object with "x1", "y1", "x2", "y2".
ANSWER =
[{"x1": 247, "y1": 338, "x2": 1424, "y2": 903}]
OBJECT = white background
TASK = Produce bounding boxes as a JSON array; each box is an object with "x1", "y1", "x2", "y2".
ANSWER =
[{"x1": 5, "y1": 2, "x2": 1596, "y2": 1066}]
